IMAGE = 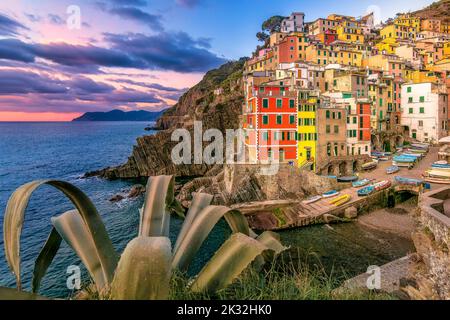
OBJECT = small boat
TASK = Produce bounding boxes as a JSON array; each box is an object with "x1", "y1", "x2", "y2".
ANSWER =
[
  {"x1": 402, "y1": 153, "x2": 422, "y2": 158},
  {"x1": 373, "y1": 180, "x2": 391, "y2": 191},
  {"x1": 434, "y1": 160, "x2": 448, "y2": 165},
  {"x1": 392, "y1": 161, "x2": 414, "y2": 169},
  {"x1": 426, "y1": 170, "x2": 450, "y2": 179},
  {"x1": 352, "y1": 178, "x2": 370, "y2": 188},
  {"x1": 322, "y1": 190, "x2": 339, "y2": 198},
  {"x1": 337, "y1": 176, "x2": 358, "y2": 183},
  {"x1": 431, "y1": 163, "x2": 450, "y2": 169},
  {"x1": 411, "y1": 143, "x2": 429, "y2": 150},
  {"x1": 423, "y1": 176, "x2": 450, "y2": 184},
  {"x1": 393, "y1": 156, "x2": 416, "y2": 163},
  {"x1": 329, "y1": 194, "x2": 351, "y2": 206},
  {"x1": 302, "y1": 195, "x2": 322, "y2": 205},
  {"x1": 357, "y1": 185, "x2": 375, "y2": 196},
  {"x1": 362, "y1": 160, "x2": 378, "y2": 170},
  {"x1": 394, "y1": 176, "x2": 424, "y2": 186},
  {"x1": 386, "y1": 165, "x2": 399, "y2": 174},
  {"x1": 377, "y1": 156, "x2": 390, "y2": 161}
]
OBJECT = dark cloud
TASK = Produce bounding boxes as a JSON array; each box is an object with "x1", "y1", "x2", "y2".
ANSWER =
[
  {"x1": 0, "y1": 69, "x2": 164, "y2": 113},
  {"x1": 0, "y1": 31, "x2": 225, "y2": 73},
  {"x1": 175, "y1": 0, "x2": 203, "y2": 8},
  {"x1": 0, "y1": 13, "x2": 29, "y2": 36},
  {"x1": 104, "y1": 32, "x2": 226, "y2": 72},
  {"x1": 0, "y1": 70, "x2": 68, "y2": 94},
  {"x1": 112, "y1": 78, "x2": 188, "y2": 92},
  {"x1": 0, "y1": 39, "x2": 35, "y2": 63},
  {"x1": 108, "y1": 7, "x2": 163, "y2": 31},
  {"x1": 47, "y1": 14, "x2": 65, "y2": 26}
]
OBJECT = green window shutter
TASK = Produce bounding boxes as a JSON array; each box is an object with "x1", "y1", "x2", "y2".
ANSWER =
[
  {"x1": 263, "y1": 115, "x2": 268, "y2": 124},
  {"x1": 276, "y1": 99, "x2": 282, "y2": 108},
  {"x1": 407, "y1": 86, "x2": 412, "y2": 93},
  {"x1": 326, "y1": 110, "x2": 330, "y2": 119},
  {"x1": 263, "y1": 99, "x2": 269, "y2": 108},
  {"x1": 326, "y1": 125, "x2": 330, "y2": 133},
  {"x1": 290, "y1": 115, "x2": 295, "y2": 124},
  {"x1": 420, "y1": 96, "x2": 425, "y2": 103},
  {"x1": 408, "y1": 97, "x2": 413, "y2": 103},
  {"x1": 409, "y1": 108, "x2": 413, "y2": 114},
  {"x1": 353, "y1": 117, "x2": 357, "y2": 124},
  {"x1": 419, "y1": 107, "x2": 424, "y2": 114},
  {"x1": 289, "y1": 99, "x2": 295, "y2": 108},
  {"x1": 277, "y1": 115, "x2": 282, "y2": 124}
]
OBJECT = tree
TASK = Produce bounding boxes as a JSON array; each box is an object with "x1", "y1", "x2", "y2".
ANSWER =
[{"x1": 256, "y1": 15, "x2": 286, "y2": 42}]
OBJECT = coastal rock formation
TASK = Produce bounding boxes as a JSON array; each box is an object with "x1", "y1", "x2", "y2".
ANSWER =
[
  {"x1": 90, "y1": 59, "x2": 246, "y2": 179},
  {"x1": 176, "y1": 164, "x2": 340, "y2": 207}
]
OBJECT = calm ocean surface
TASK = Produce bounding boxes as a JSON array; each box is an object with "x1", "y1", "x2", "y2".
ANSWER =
[{"x1": 0, "y1": 122, "x2": 229, "y2": 298}]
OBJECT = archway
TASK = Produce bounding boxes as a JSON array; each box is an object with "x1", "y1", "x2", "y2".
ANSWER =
[
  {"x1": 352, "y1": 161, "x2": 358, "y2": 173},
  {"x1": 371, "y1": 134, "x2": 380, "y2": 150},
  {"x1": 383, "y1": 140, "x2": 391, "y2": 152},
  {"x1": 339, "y1": 162, "x2": 346, "y2": 176},
  {"x1": 327, "y1": 165, "x2": 334, "y2": 175}
]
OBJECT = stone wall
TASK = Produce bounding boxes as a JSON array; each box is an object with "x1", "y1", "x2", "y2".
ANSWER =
[{"x1": 415, "y1": 187, "x2": 450, "y2": 299}]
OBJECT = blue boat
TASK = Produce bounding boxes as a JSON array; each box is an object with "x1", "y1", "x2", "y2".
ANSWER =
[
  {"x1": 322, "y1": 190, "x2": 339, "y2": 198},
  {"x1": 352, "y1": 178, "x2": 370, "y2": 187},
  {"x1": 337, "y1": 176, "x2": 358, "y2": 183},
  {"x1": 393, "y1": 156, "x2": 416, "y2": 163},
  {"x1": 386, "y1": 165, "x2": 399, "y2": 174},
  {"x1": 431, "y1": 163, "x2": 450, "y2": 169},
  {"x1": 394, "y1": 176, "x2": 424, "y2": 186},
  {"x1": 357, "y1": 185, "x2": 375, "y2": 196}
]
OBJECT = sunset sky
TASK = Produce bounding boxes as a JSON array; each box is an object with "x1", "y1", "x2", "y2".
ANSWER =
[{"x1": 0, "y1": 0, "x2": 434, "y2": 121}]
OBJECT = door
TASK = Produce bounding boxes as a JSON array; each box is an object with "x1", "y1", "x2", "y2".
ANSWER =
[{"x1": 306, "y1": 149, "x2": 311, "y2": 161}]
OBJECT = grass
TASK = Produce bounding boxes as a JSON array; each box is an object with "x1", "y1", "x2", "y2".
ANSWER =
[{"x1": 169, "y1": 259, "x2": 395, "y2": 300}]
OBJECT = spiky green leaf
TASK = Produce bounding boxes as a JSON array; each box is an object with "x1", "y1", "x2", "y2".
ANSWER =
[
  {"x1": 31, "y1": 227, "x2": 62, "y2": 293},
  {"x1": 172, "y1": 206, "x2": 249, "y2": 271},
  {"x1": 173, "y1": 193, "x2": 213, "y2": 253},
  {"x1": 3, "y1": 180, "x2": 117, "y2": 290},
  {"x1": 111, "y1": 237, "x2": 172, "y2": 300},
  {"x1": 140, "y1": 176, "x2": 175, "y2": 237},
  {"x1": 190, "y1": 233, "x2": 272, "y2": 293},
  {"x1": 51, "y1": 210, "x2": 110, "y2": 291}
]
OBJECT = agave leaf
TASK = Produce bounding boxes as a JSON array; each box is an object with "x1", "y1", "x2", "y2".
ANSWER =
[
  {"x1": 0, "y1": 287, "x2": 49, "y2": 300},
  {"x1": 3, "y1": 180, "x2": 117, "y2": 290},
  {"x1": 172, "y1": 206, "x2": 249, "y2": 271},
  {"x1": 256, "y1": 231, "x2": 288, "y2": 254},
  {"x1": 111, "y1": 237, "x2": 172, "y2": 300},
  {"x1": 190, "y1": 233, "x2": 272, "y2": 293},
  {"x1": 32, "y1": 227, "x2": 62, "y2": 293},
  {"x1": 140, "y1": 176, "x2": 175, "y2": 237},
  {"x1": 173, "y1": 193, "x2": 213, "y2": 253},
  {"x1": 51, "y1": 210, "x2": 111, "y2": 291}
]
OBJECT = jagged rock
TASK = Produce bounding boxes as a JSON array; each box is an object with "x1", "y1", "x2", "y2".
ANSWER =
[
  {"x1": 109, "y1": 194, "x2": 125, "y2": 202},
  {"x1": 128, "y1": 184, "x2": 146, "y2": 198}
]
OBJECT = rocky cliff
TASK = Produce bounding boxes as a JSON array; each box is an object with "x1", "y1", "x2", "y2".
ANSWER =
[
  {"x1": 411, "y1": 0, "x2": 450, "y2": 23},
  {"x1": 90, "y1": 58, "x2": 246, "y2": 179}
]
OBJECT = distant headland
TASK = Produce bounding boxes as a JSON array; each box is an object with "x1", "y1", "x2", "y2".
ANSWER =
[{"x1": 72, "y1": 109, "x2": 165, "y2": 122}]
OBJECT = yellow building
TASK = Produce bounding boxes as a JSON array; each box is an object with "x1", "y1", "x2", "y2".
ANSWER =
[
  {"x1": 395, "y1": 14, "x2": 421, "y2": 30},
  {"x1": 336, "y1": 23, "x2": 364, "y2": 43},
  {"x1": 405, "y1": 70, "x2": 442, "y2": 83},
  {"x1": 444, "y1": 42, "x2": 450, "y2": 57},
  {"x1": 380, "y1": 24, "x2": 417, "y2": 42},
  {"x1": 297, "y1": 90, "x2": 318, "y2": 170},
  {"x1": 375, "y1": 41, "x2": 398, "y2": 54}
]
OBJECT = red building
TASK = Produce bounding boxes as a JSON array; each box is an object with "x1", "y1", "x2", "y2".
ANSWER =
[
  {"x1": 243, "y1": 80, "x2": 298, "y2": 163},
  {"x1": 357, "y1": 100, "x2": 372, "y2": 141}
]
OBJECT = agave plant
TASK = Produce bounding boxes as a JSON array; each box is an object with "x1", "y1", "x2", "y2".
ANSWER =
[{"x1": 2, "y1": 175, "x2": 286, "y2": 299}]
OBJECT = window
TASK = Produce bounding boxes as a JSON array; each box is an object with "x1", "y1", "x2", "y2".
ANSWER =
[
  {"x1": 353, "y1": 117, "x2": 357, "y2": 124},
  {"x1": 420, "y1": 107, "x2": 424, "y2": 114},
  {"x1": 334, "y1": 125, "x2": 339, "y2": 134},
  {"x1": 262, "y1": 115, "x2": 268, "y2": 125},
  {"x1": 276, "y1": 99, "x2": 282, "y2": 108},
  {"x1": 326, "y1": 110, "x2": 330, "y2": 119},
  {"x1": 289, "y1": 99, "x2": 295, "y2": 108},
  {"x1": 262, "y1": 132, "x2": 268, "y2": 141},
  {"x1": 409, "y1": 108, "x2": 413, "y2": 114},
  {"x1": 276, "y1": 115, "x2": 282, "y2": 124},
  {"x1": 263, "y1": 99, "x2": 269, "y2": 108},
  {"x1": 289, "y1": 115, "x2": 295, "y2": 124},
  {"x1": 407, "y1": 86, "x2": 412, "y2": 93},
  {"x1": 418, "y1": 120, "x2": 423, "y2": 127},
  {"x1": 408, "y1": 97, "x2": 413, "y2": 103},
  {"x1": 326, "y1": 125, "x2": 330, "y2": 133},
  {"x1": 420, "y1": 96, "x2": 425, "y2": 103}
]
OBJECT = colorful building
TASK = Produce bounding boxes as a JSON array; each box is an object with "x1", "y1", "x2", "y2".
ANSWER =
[{"x1": 297, "y1": 89, "x2": 318, "y2": 170}]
